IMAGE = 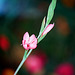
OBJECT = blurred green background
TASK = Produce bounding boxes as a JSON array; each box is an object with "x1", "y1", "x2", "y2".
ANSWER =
[{"x1": 0, "y1": 0, "x2": 75, "y2": 75}]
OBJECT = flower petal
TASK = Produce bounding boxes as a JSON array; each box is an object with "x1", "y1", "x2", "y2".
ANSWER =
[
  {"x1": 22, "y1": 40, "x2": 25, "y2": 45},
  {"x1": 23, "y1": 44, "x2": 29, "y2": 50},
  {"x1": 29, "y1": 43, "x2": 37, "y2": 49},
  {"x1": 42, "y1": 23, "x2": 54, "y2": 35},
  {"x1": 23, "y1": 32, "x2": 29, "y2": 43},
  {"x1": 29, "y1": 34, "x2": 36, "y2": 43},
  {"x1": 33, "y1": 37, "x2": 37, "y2": 44}
]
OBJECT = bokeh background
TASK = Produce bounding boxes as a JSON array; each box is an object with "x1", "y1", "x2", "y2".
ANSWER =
[{"x1": 0, "y1": 0, "x2": 75, "y2": 75}]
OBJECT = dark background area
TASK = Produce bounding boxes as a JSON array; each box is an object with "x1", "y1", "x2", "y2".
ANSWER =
[{"x1": 0, "y1": 0, "x2": 75, "y2": 75}]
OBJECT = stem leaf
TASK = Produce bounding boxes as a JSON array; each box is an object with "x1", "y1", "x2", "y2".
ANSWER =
[
  {"x1": 46, "y1": 0, "x2": 57, "y2": 27},
  {"x1": 38, "y1": 16, "x2": 46, "y2": 36}
]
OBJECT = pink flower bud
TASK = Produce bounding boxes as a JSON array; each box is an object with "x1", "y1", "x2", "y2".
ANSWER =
[
  {"x1": 22, "y1": 32, "x2": 37, "y2": 50},
  {"x1": 42, "y1": 23, "x2": 54, "y2": 36}
]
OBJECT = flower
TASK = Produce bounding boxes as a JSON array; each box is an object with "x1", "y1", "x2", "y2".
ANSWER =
[
  {"x1": 42, "y1": 23, "x2": 54, "y2": 36},
  {"x1": 22, "y1": 32, "x2": 37, "y2": 50}
]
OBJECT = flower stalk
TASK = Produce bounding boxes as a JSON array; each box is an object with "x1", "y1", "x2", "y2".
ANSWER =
[{"x1": 14, "y1": 0, "x2": 57, "y2": 75}]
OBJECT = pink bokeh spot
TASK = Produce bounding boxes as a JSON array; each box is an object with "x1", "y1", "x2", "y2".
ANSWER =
[
  {"x1": 22, "y1": 32, "x2": 37, "y2": 50},
  {"x1": 25, "y1": 55, "x2": 43, "y2": 73},
  {"x1": 42, "y1": 23, "x2": 54, "y2": 36},
  {"x1": 24, "y1": 51, "x2": 47, "y2": 74},
  {"x1": 54, "y1": 62, "x2": 74, "y2": 75}
]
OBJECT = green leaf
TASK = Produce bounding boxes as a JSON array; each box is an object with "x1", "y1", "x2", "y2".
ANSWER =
[
  {"x1": 37, "y1": 16, "x2": 46, "y2": 39},
  {"x1": 40, "y1": 16, "x2": 46, "y2": 32},
  {"x1": 46, "y1": 0, "x2": 57, "y2": 27}
]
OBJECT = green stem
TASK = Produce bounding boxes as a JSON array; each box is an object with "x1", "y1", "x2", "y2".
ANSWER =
[
  {"x1": 26, "y1": 49, "x2": 33, "y2": 58},
  {"x1": 24, "y1": 50, "x2": 28, "y2": 59},
  {"x1": 14, "y1": 49, "x2": 33, "y2": 75},
  {"x1": 14, "y1": 58, "x2": 26, "y2": 75}
]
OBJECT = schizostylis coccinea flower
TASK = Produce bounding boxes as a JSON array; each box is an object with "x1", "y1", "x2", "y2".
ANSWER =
[{"x1": 22, "y1": 32, "x2": 37, "y2": 50}]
